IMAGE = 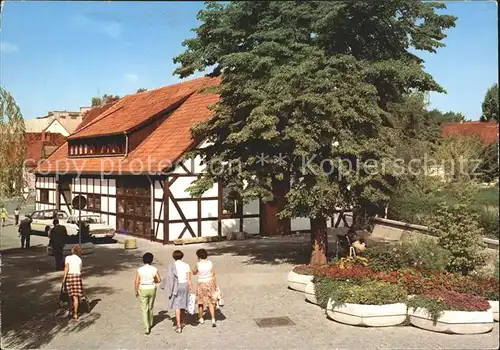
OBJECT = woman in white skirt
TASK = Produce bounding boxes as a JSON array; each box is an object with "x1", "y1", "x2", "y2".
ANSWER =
[{"x1": 161, "y1": 250, "x2": 192, "y2": 333}]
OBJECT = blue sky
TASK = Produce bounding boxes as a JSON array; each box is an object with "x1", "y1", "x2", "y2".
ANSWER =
[{"x1": 0, "y1": 1, "x2": 498, "y2": 120}]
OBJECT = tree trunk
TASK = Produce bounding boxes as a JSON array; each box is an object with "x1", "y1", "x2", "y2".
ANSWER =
[
  {"x1": 310, "y1": 217, "x2": 328, "y2": 266},
  {"x1": 262, "y1": 176, "x2": 290, "y2": 236}
]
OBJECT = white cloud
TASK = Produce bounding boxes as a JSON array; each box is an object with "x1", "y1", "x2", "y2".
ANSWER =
[
  {"x1": 0, "y1": 42, "x2": 19, "y2": 53},
  {"x1": 124, "y1": 73, "x2": 139, "y2": 82}
]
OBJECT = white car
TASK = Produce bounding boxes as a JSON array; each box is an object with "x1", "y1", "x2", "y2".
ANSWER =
[
  {"x1": 29, "y1": 209, "x2": 70, "y2": 235},
  {"x1": 65, "y1": 214, "x2": 115, "y2": 239}
]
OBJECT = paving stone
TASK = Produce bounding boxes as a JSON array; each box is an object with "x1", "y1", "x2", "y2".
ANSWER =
[{"x1": 1, "y1": 225, "x2": 499, "y2": 349}]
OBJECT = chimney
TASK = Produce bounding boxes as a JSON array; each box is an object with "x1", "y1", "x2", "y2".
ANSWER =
[{"x1": 80, "y1": 106, "x2": 91, "y2": 115}]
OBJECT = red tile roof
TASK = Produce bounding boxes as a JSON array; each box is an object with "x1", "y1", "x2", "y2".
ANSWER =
[
  {"x1": 442, "y1": 122, "x2": 499, "y2": 146},
  {"x1": 75, "y1": 101, "x2": 119, "y2": 133},
  {"x1": 35, "y1": 77, "x2": 220, "y2": 174},
  {"x1": 25, "y1": 132, "x2": 66, "y2": 169},
  {"x1": 69, "y1": 77, "x2": 217, "y2": 139}
]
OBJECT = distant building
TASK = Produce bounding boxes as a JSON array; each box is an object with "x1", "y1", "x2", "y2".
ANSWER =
[
  {"x1": 25, "y1": 107, "x2": 90, "y2": 136},
  {"x1": 24, "y1": 131, "x2": 67, "y2": 191},
  {"x1": 442, "y1": 121, "x2": 499, "y2": 146}
]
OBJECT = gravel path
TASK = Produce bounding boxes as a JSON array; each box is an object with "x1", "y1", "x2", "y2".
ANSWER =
[{"x1": 1, "y1": 225, "x2": 499, "y2": 349}]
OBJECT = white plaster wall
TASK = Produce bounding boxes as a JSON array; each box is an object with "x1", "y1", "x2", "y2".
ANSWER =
[
  {"x1": 221, "y1": 218, "x2": 239, "y2": 236},
  {"x1": 74, "y1": 178, "x2": 81, "y2": 193},
  {"x1": 49, "y1": 191, "x2": 55, "y2": 204},
  {"x1": 154, "y1": 200, "x2": 163, "y2": 221},
  {"x1": 108, "y1": 179, "x2": 116, "y2": 195},
  {"x1": 154, "y1": 181, "x2": 163, "y2": 200},
  {"x1": 201, "y1": 220, "x2": 218, "y2": 237},
  {"x1": 170, "y1": 176, "x2": 197, "y2": 198},
  {"x1": 244, "y1": 200, "x2": 260, "y2": 215},
  {"x1": 108, "y1": 197, "x2": 116, "y2": 214},
  {"x1": 155, "y1": 223, "x2": 164, "y2": 241},
  {"x1": 169, "y1": 222, "x2": 198, "y2": 240},
  {"x1": 101, "y1": 197, "x2": 108, "y2": 213},
  {"x1": 88, "y1": 179, "x2": 94, "y2": 194},
  {"x1": 169, "y1": 200, "x2": 197, "y2": 221},
  {"x1": 172, "y1": 164, "x2": 188, "y2": 174},
  {"x1": 202, "y1": 183, "x2": 218, "y2": 198},
  {"x1": 108, "y1": 214, "x2": 116, "y2": 229},
  {"x1": 45, "y1": 120, "x2": 70, "y2": 136},
  {"x1": 291, "y1": 217, "x2": 310, "y2": 231},
  {"x1": 101, "y1": 179, "x2": 109, "y2": 195},
  {"x1": 243, "y1": 217, "x2": 260, "y2": 234},
  {"x1": 201, "y1": 200, "x2": 218, "y2": 218}
]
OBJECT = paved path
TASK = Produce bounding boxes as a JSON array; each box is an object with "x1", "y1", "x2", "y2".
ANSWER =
[{"x1": 1, "y1": 224, "x2": 499, "y2": 349}]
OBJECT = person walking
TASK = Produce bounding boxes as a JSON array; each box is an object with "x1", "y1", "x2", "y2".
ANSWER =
[
  {"x1": 134, "y1": 252, "x2": 161, "y2": 335},
  {"x1": 192, "y1": 249, "x2": 218, "y2": 327},
  {"x1": 14, "y1": 207, "x2": 20, "y2": 226},
  {"x1": 0, "y1": 206, "x2": 7, "y2": 226},
  {"x1": 18, "y1": 215, "x2": 32, "y2": 249},
  {"x1": 160, "y1": 250, "x2": 192, "y2": 334},
  {"x1": 63, "y1": 246, "x2": 84, "y2": 320},
  {"x1": 50, "y1": 219, "x2": 68, "y2": 271}
]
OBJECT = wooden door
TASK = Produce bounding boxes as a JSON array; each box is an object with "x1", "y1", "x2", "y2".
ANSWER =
[{"x1": 116, "y1": 176, "x2": 152, "y2": 237}]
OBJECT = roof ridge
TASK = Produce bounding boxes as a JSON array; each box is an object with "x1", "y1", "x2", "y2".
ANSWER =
[
  {"x1": 132, "y1": 76, "x2": 212, "y2": 97},
  {"x1": 69, "y1": 98, "x2": 128, "y2": 137}
]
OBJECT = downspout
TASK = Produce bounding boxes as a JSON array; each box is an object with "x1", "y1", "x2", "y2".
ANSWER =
[
  {"x1": 146, "y1": 174, "x2": 154, "y2": 241},
  {"x1": 124, "y1": 132, "x2": 129, "y2": 157}
]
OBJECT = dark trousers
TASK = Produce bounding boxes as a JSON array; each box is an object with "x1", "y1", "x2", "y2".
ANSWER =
[
  {"x1": 15, "y1": 215, "x2": 19, "y2": 225},
  {"x1": 21, "y1": 235, "x2": 30, "y2": 248},
  {"x1": 54, "y1": 247, "x2": 64, "y2": 270}
]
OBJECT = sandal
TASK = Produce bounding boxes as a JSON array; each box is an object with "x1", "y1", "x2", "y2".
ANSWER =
[{"x1": 175, "y1": 326, "x2": 182, "y2": 333}]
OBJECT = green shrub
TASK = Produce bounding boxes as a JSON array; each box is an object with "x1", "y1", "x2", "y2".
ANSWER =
[
  {"x1": 473, "y1": 206, "x2": 499, "y2": 239},
  {"x1": 365, "y1": 237, "x2": 450, "y2": 273},
  {"x1": 314, "y1": 278, "x2": 407, "y2": 308},
  {"x1": 389, "y1": 182, "x2": 499, "y2": 239},
  {"x1": 430, "y1": 203, "x2": 486, "y2": 275}
]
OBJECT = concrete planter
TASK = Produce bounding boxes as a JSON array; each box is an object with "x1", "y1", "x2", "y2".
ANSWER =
[
  {"x1": 408, "y1": 308, "x2": 494, "y2": 334},
  {"x1": 287, "y1": 270, "x2": 313, "y2": 292},
  {"x1": 304, "y1": 281, "x2": 317, "y2": 305},
  {"x1": 488, "y1": 300, "x2": 499, "y2": 322},
  {"x1": 326, "y1": 299, "x2": 407, "y2": 327}
]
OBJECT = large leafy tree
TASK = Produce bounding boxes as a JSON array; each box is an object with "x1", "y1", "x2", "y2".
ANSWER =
[
  {"x1": 0, "y1": 87, "x2": 26, "y2": 200},
  {"x1": 174, "y1": 1, "x2": 456, "y2": 265},
  {"x1": 480, "y1": 83, "x2": 499, "y2": 122}
]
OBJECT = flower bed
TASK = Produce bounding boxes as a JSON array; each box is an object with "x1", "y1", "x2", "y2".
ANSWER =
[
  {"x1": 407, "y1": 290, "x2": 494, "y2": 334},
  {"x1": 287, "y1": 266, "x2": 314, "y2": 292},
  {"x1": 318, "y1": 279, "x2": 408, "y2": 327}
]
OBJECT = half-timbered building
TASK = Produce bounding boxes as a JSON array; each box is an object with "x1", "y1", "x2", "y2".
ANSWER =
[{"x1": 35, "y1": 77, "x2": 348, "y2": 243}]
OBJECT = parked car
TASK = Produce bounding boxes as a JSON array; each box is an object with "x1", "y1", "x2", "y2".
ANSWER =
[
  {"x1": 28, "y1": 209, "x2": 70, "y2": 235},
  {"x1": 47, "y1": 220, "x2": 95, "y2": 256},
  {"x1": 65, "y1": 214, "x2": 115, "y2": 239}
]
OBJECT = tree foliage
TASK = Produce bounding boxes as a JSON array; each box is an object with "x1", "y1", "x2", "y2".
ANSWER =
[
  {"x1": 136, "y1": 88, "x2": 148, "y2": 93},
  {"x1": 0, "y1": 87, "x2": 26, "y2": 199},
  {"x1": 480, "y1": 83, "x2": 499, "y2": 122},
  {"x1": 91, "y1": 94, "x2": 120, "y2": 107},
  {"x1": 430, "y1": 202, "x2": 486, "y2": 276},
  {"x1": 174, "y1": 1, "x2": 456, "y2": 265}
]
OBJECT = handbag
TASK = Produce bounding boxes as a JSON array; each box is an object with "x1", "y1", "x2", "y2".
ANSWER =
[
  {"x1": 213, "y1": 287, "x2": 224, "y2": 307},
  {"x1": 187, "y1": 293, "x2": 196, "y2": 315},
  {"x1": 58, "y1": 280, "x2": 69, "y2": 307}
]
